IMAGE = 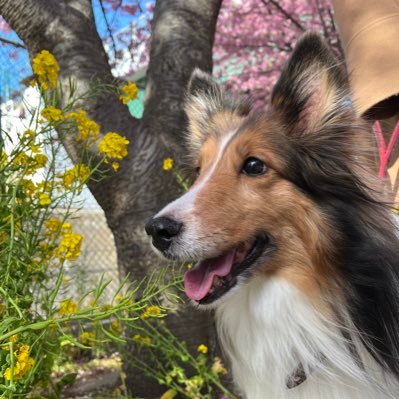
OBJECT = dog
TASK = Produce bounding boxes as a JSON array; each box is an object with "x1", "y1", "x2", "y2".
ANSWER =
[{"x1": 145, "y1": 32, "x2": 399, "y2": 398}]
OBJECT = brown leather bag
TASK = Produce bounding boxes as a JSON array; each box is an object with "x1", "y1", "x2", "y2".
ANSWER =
[{"x1": 332, "y1": 0, "x2": 399, "y2": 205}]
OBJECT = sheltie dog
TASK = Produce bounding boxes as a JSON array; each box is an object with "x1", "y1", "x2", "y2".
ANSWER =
[{"x1": 145, "y1": 32, "x2": 399, "y2": 398}]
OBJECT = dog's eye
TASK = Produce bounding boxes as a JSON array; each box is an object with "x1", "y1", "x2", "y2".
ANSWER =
[
  {"x1": 241, "y1": 157, "x2": 268, "y2": 176},
  {"x1": 195, "y1": 166, "x2": 201, "y2": 175}
]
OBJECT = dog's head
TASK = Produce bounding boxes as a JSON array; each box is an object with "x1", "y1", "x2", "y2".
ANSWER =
[{"x1": 146, "y1": 33, "x2": 369, "y2": 308}]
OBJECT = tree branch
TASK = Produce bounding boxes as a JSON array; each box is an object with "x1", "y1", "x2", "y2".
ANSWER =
[
  {"x1": 143, "y1": 0, "x2": 222, "y2": 144},
  {"x1": 0, "y1": 36, "x2": 25, "y2": 48},
  {"x1": 117, "y1": 0, "x2": 223, "y2": 245},
  {"x1": 0, "y1": 0, "x2": 138, "y2": 212},
  {"x1": 315, "y1": 0, "x2": 329, "y2": 41},
  {"x1": 261, "y1": 0, "x2": 305, "y2": 32},
  {"x1": 98, "y1": 0, "x2": 117, "y2": 58}
]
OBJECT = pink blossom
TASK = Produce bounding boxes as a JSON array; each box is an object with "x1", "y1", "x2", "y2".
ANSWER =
[
  {"x1": 214, "y1": 0, "x2": 339, "y2": 110},
  {"x1": 0, "y1": 16, "x2": 11, "y2": 33}
]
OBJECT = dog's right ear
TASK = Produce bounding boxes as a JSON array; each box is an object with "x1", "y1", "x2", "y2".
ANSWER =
[{"x1": 185, "y1": 68, "x2": 250, "y2": 154}]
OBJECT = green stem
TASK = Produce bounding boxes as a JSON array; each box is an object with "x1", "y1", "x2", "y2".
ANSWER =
[
  {"x1": 0, "y1": 287, "x2": 23, "y2": 320},
  {"x1": 5, "y1": 186, "x2": 17, "y2": 285},
  {"x1": 8, "y1": 341, "x2": 14, "y2": 399}
]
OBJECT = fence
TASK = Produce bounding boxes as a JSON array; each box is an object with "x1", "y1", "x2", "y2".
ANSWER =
[{"x1": 60, "y1": 208, "x2": 120, "y2": 303}]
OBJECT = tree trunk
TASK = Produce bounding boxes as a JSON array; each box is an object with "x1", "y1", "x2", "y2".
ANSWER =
[{"x1": 0, "y1": 0, "x2": 222, "y2": 396}]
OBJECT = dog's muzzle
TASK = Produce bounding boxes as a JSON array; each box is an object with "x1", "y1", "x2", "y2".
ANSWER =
[{"x1": 145, "y1": 216, "x2": 182, "y2": 252}]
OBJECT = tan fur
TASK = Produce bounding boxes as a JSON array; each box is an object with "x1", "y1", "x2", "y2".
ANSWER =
[
  {"x1": 190, "y1": 115, "x2": 338, "y2": 310},
  {"x1": 186, "y1": 109, "x2": 246, "y2": 157}
]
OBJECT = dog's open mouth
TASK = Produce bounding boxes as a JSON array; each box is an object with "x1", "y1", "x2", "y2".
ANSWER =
[{"x1": 184, "y1": 235, "x2": 270, "y2": 304}]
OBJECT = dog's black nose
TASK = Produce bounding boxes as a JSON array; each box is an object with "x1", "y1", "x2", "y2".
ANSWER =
[{"x1": 145, "y1": 216, "x2": 183, "y2": 251}]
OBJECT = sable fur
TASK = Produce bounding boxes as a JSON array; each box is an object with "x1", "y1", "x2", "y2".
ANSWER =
[
  {"x1": 150, "y1": 32, "x2": 399, "y2": 398},
  {"x1": 270, "y1": 33, "x2": 399, "y2": 380}
]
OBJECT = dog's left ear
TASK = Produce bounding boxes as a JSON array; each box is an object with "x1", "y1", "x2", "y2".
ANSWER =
[
  {"x1": 271, "y1": 32, "x2": 353, "y2": 134},
  {"x1": 185, "y1": 68, "x2": 250, "y2": 153}
]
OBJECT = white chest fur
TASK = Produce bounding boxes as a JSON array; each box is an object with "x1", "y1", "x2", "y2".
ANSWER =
[{"x1": 215, "y1": 277, "x2": 399, "y2": 399}]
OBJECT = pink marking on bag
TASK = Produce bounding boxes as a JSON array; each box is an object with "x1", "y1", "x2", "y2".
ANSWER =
[{"x1": 373, "y1": 120, "x2": 399, "y2": 178}]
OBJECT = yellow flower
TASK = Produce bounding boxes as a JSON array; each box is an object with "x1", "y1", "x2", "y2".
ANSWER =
[
  {"x1": 61, "y1": 222, "x2": 72, "y2": 232},
  {"x1": 58, "y1": 299, "x2": 77, "y2": 316},
  {"x1": 80, "y1": 331, "x2": 95, "y2": 346},
  {"x1": 0, "y1": 150, "x2": 7, "y2": 165},
  {"x1": 3, "y1": 368, "x2": 12, "y2": 380},
  {"x1": 141, "y1": 336, "x2": 152, "y2": 346},
  {"x1": 211, "y1": 357, "x2": 227, "y2": 375},
  {"x1": 13, "y1": 151, "x2": 47, "y2": 175},
  {"x1": 0, "y1": 231, "x2": 7, "y2": 243},
  {"x1": 147, "y1": 305, "x2": 161, "y2": 315},
  {"x1": 1, "y1": 335, "x2": 18, "y2": 352},
  {"x1": 141, "y1": 305, "x2": 162, "y2": 319},
  {"x1": 160, "y1": 389, "x2": 177, "y2": 399},
  {"x1": 38, "y1": 242, "x2": 55, "y2": 262},
  {"x1": 32, "y1": 50, "x2": 59, "y2": 90},
  {"x1": 38, "y1": 193, "x2": 51, "y2": 206},
  {"x1": 197, "y1": 344, "x2": 208, "y2": 354},
  {"x1": 21, "y1": 179, "x2": 36, "y2": 197},
  {"x1": 185, "y1": 375, "x2": 204, "y2": 394},
  {"x1": 111, "y1": 162, "x2": 120, "y2": 171},
  {"x1": 67, "y1": 110, "x2": 100, "y2": 143},
  {"x1": 35, "y1": 181, "x2": 50, "y2": 192},
  {"x1": 41, "y1": 106, "x2": 64, "y2": 124},
  {"x1": 34, "y1": 153, "x2": 48, "y2": 168},
  {"x1": 28, "y1": 259, "x2": 41, "y2": 272},
  {"x1": 18, "y1": 344, "x2": 30, "y2": 357},
  {"x1": 163, "y1": 158, "x2": 173, "y2": 171},
  {"x1": 98, "y1": 132, "x2": 129, "y2": 160},
  {"x1": 13, "y1": 152, "x2": 30, "y2": 167},
  {"x1": 45, "y1": 217, "x2": 61, "y2": 234},
  {"x1": 110, "y1": 320, "x2": 123, "y2": 335},
  {"x1": 56, "y1": 232, "x2": 83, "y2": 261},
  {"x1": 29, "y1": 143, "x2": 41, "y2": 154},
  {"x1": 23, "y1": 129, "x2": 35, "y2": 139},
  {"x1": 59, "y1": 163, "x2": 90, "y2": 192},
  {"x1": 119, "y1": 82, "x2": 138, "y2": 104},
  {"x1": 4, "y1": 344, "x2": 35, "y2": 381},
  {"x1": 10, "y1": 335, "x2": 18, "y2": 343},
  {"x1": 132, "y1": 334, "x2": 152, "y2": 346}
]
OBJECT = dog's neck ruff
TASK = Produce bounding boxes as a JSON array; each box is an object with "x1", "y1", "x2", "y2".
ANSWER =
[{"x1": 215, "y1": 277, "x2": 399, "y2": 399}]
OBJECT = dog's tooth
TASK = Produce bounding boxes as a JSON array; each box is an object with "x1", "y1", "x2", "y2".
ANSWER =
[{"x1": 213, "y1": 276, "x2": 225, "y2": 287}]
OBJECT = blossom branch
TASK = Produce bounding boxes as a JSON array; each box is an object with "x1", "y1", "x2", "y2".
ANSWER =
[
  {"x1": 261, "y1": 0, "x2": 305, "y2": 31},
  {"x1": 0, "y1": 35, "x2": 25, "y2": 48},
  {"x1": 315, "y1": 0, "x2": 329, "y2": 41},
  {"x1": 98, "y1": 0, "x2": 118, "y2": 58}
]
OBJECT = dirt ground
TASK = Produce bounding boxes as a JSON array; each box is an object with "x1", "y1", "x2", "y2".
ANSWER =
[{"x1": 58, "y1": 355, "x2": 125, "y2": 399}]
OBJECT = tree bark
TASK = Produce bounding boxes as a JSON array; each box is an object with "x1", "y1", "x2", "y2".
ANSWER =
[{"x1": 0, "y1": 0, "x2": 222, "y2": 396}]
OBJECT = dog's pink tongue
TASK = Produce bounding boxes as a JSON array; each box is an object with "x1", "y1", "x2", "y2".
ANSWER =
[{"x1": 184, "y1": 249, "x2": 236, "y2": 301}]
